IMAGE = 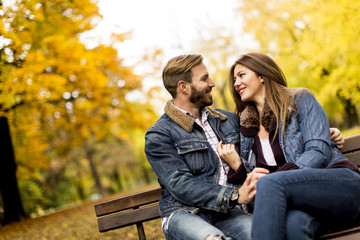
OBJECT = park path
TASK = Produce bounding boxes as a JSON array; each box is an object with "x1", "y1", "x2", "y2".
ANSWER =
[{"x1": 0, "y1": 186, "x2": 164, "y2": 240}]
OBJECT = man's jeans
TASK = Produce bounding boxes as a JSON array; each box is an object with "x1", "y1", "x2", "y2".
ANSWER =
[
  {"x1": 162, "y1": 207, "x2": 252, "y2": 240},
  {"x1": 252, "y1": 168, "x2": 360, "y2": 240}
]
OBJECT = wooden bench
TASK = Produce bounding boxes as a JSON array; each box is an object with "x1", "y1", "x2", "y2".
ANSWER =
[{"x1": 94, "y1": 134, "x2": 360, "y2": 240}]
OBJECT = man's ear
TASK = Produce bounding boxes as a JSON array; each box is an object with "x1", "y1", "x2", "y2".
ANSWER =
[{"x1": 178, "y1": 81, "x2": 189, "y2": 94}]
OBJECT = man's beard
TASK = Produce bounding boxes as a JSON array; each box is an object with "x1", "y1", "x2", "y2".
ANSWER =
[{"x1": 189, "y1": 85, "x2": 213, "y2": 108}]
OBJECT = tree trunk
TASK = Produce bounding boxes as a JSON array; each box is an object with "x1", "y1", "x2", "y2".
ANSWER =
[
  {"x1": 86, "y1": 149, "x2": 106, "y2": 196},
  {"x1": 344, "y1": 98, "x2": 359, "y2": 128},
  {"x1": 0, "y1": 116, "x2": 28, "y2": 225}
]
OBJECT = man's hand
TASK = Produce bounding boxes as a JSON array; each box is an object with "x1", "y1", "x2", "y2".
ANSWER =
[
  {"x1": 330, "y1": 128, "x2": 345, "y2": 149},
  {"x1": 237, "y1": 167, "x2": 269, "y2": 204}
]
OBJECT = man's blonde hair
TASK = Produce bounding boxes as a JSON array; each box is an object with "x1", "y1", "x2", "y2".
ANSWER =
[{"x1": 162, "y1": 54, "x2": 203, "y2": 98}]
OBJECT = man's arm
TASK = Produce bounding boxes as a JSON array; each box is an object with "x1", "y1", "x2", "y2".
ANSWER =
[{"x1": 145, "y1": 126, "x2": 236, "y2": 213}]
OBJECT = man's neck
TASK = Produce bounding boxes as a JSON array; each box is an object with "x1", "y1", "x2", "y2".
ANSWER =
[{"x1": 173, "y1": 99, "x2": 202, "y2": 121}]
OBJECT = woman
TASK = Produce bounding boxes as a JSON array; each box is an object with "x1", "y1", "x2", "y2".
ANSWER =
[{"x1": 218, "y1": 52, "x2": 360, "y2": 240}]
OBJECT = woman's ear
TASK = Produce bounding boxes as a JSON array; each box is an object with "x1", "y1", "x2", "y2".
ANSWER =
[{"x1": 259, "y1": 75, "x2": 264, "y2": 83}]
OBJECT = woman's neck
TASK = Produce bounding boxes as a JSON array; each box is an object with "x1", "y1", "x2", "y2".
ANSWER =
[
  {"x1": 255, "y1": 100, "x2": 268, "y2": 138},
  {"x1": 255, "y1": 101, "x2": 265, "y2": 117}
]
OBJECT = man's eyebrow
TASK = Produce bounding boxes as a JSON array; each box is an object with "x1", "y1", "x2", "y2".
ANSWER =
[{"x1": 202, "y1": 73, "x2": 209, "y2": 79}]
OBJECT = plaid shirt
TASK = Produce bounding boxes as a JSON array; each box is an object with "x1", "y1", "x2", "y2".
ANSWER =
[{"x1": 173, "y1": 104, "x2": 230, "y2": 186}]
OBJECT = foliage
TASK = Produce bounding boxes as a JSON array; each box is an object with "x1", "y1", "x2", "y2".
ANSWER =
[
  {"x1": 0, "y1": 0, "x2": 159, "y2": 218},
  {"x1": 235, "y1": 0, "x2": 360, "y2": 128},
  {"x1": 194, "y1": 26, "x2": 239, "y2": 112}
]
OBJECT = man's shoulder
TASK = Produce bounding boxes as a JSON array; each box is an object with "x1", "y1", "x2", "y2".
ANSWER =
[{"x1": 146, "y1": 113, "x2": 175, "y2": 132}]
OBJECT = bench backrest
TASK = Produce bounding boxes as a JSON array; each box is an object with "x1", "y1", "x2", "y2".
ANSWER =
[
  {"x1": 340, "y1": 134, "x2": 360, "y2": 166},
  {"x1": 94, "y1": 134, "x2": 360, "y2": 235},
  {"x1": 94, "y1": 187, "x2": 161, "y2": 232}
]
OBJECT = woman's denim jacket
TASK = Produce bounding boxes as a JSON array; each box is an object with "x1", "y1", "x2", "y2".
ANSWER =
[
  {"x1": 145, "y1": 101, "x2": 241, "y2": 218},
  {"x1": 240, "y1": 88, "x2": 346, "y2": 173}
]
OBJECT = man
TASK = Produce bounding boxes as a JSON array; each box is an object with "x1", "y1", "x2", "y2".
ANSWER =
[
  {"x1": 144, "y1": 54, "x2": 344, "y2": 240},
  {"x1": 145, "y1": 54, "x2": 262, "y2": 240}
]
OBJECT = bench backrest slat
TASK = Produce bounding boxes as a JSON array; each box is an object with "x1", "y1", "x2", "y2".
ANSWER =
[
  {"x1": 345, "y1": 151, "x2": 360, "y2": 166},
  {"x1": 97, "y1": 204, "x2": 160, "y2": 232},
  {"x1": 341, "y1": 134, "x2": 360, "y2": 154},
  {"x1": 94, "y1": 187, "x2": 161, "y2": 217}
]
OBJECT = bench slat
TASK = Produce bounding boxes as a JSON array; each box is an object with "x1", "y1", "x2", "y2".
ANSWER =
[
  {"x1": 341, "y1": 134, "x2": 360, "y2": 154},
  {"x1": 94, "y1": 187, "x2": 161, "y2": 217},
  {"x1": 345, "y1": 151, "x2": 360, "y2": 166},
  {"x1": 97, "y1": 204, "x2": 160, "y2": 232},
  {"x1": 320, "y1": 225, "x2": 360, "y2": 239}
]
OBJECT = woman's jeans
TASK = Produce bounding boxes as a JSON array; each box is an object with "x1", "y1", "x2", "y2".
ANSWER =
[
  {"x1": 162, "y1": 207, "x2": 252, "y2": 240},
  {"x1": 252, "y1": 168, "x2": 360, "y2": 240}
]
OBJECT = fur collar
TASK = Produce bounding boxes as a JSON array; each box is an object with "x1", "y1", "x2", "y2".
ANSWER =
[
  {"x1": 240, "y1": 103, "x2": 275, "y2": 132},
  {"x1": 164, "y1": 100, "x2": 227, "y2": 132}
]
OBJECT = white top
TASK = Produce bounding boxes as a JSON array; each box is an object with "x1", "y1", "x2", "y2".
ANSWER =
[{"x1": 259, "y1": 136, "x2": 277, "y2": 166}]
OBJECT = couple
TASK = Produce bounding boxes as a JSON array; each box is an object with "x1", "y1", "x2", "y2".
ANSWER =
[{"x1": 144, "y1": 53, "x2": 360, "y2": 240}]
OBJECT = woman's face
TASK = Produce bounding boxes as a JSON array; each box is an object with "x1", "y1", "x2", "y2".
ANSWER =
[{"x1": 233, "y1": 64, "x2": 265, "y2": 104}]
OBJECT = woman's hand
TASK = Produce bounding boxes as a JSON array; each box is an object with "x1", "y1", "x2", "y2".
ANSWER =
[
  {"x1": 217, "y1": 141, "x2": 242, "y2": 171},
  {"x1": 237, "y1": 167, "x2": 269, "y2": 204},
  {"x1": 245, "y1": 167, "x2": 270, "y2": 199},
  {"x1": 330, "y1": 128, "x2": 345, "y2": 149}
]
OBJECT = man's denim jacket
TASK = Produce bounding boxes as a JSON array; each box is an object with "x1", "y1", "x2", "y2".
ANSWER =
[
  {"x1": 239, "y1": 88, "x2": 346, "y2": 172},
  {"x1": 145, "y1": 101, "x2": 241, "y2": 218}
]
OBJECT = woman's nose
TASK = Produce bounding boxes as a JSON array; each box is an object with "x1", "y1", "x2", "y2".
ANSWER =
[{"x1": 234, "y1": 77, "x2": 241, "y2": 86}]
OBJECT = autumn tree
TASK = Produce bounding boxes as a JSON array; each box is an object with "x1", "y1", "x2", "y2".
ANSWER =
[
  {"x1": 235, "y1": 0, "x2": 360, "y2": 128},
  {"x1": 0, "y1": 0, "x2": 157, "y2": 224}
]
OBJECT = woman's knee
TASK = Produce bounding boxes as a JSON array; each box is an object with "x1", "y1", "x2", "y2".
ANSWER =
[
  {"x1": 286, "y1": 210, "x2": 323, "y2": 240},
  {"x1": 256, "y1": 173, "x2": 283, "y2": 192}
]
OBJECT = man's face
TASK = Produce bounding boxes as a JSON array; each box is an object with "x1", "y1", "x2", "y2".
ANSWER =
[{"x1": 189, "y1": 63, "x2": 215, "y2": 108}]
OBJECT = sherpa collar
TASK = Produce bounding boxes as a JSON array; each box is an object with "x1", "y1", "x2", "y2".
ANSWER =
[
  {"x1": 164, "y1": 100, "x2": 227, "y2": 133},
  {"x1": 240, "y1": 103, "x2": 275, "y2": 132}
]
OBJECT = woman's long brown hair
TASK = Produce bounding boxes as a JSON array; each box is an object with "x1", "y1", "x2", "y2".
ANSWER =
[{"x1": 228, "y1": 52, "x2": 296, "y2": 138}]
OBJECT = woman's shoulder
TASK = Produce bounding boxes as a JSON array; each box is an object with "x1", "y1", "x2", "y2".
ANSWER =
[
  {"x1": 291, "y1": 87, "x2": 317, "y2": 101},
  {"x1": 292, "y1": 87, "x2": 313, "y2": 97}
]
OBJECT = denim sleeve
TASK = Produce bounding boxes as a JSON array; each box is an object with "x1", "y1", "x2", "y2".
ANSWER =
[
  {"x1": 145, "y1": 125, "x2": 235, "y2": 213},
  {"x1": 293, "y1": 89, "x2": 332, "y2": 168}
]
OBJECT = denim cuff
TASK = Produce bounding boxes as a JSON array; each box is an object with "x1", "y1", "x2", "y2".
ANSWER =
[{"x1": 218, "y1": 186, "x2": 238, "y2": 212}]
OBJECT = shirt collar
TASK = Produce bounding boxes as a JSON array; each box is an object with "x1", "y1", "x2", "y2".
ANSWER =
[{"x1": 172, "y1": 102, "x2": 210, "y2": 122}]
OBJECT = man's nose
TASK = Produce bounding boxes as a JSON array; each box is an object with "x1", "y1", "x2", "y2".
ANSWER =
[{"x1": 208, "y1": 78, "x2": 215, "y2": 87}]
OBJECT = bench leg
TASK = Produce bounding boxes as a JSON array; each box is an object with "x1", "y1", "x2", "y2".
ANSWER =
[{"x1": 136, "y1": 222, "x2": 146, "y2": 240}]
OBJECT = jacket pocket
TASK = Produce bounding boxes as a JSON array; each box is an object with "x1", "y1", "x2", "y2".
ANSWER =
[{"x1": 176, "y1": 140, "x2": 208, "y2": 174}]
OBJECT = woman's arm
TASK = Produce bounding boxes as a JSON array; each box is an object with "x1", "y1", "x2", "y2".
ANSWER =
[{"x1": 291, "y1": 89, "x2": 332, "y2": 168}]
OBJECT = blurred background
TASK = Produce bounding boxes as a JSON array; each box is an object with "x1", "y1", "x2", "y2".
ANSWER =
[{"x1": 0, "y1": 0, "x2": 359, "y2": 232}]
